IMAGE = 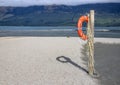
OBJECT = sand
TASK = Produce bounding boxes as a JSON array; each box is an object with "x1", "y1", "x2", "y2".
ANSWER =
[
  {"x1": 0, "y1": 37, "x2": 120, "y2": 85},
  {"x1": 94, "y1": 43, "x2": 120, "y2": 85}
]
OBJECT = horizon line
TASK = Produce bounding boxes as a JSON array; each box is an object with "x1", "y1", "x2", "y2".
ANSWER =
[{"x1": 0, "y1": 2, "x2": 120, "y2": 7}]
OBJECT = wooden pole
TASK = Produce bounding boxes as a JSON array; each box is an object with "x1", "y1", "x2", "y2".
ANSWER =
[{"x1": 87, "y1": 10, "x2": 95, "y2": 75}]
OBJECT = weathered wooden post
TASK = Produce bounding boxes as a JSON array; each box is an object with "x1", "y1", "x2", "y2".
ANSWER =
[{"x1": 87, "y1": 10, "x2": 95, "y2": 75}]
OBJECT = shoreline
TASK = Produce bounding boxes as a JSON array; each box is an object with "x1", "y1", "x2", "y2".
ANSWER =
[{"x1": 0, "y1": 27, "x2": 120, "y2": 38}]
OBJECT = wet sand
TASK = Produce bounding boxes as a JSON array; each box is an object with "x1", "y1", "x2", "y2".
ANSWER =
[
  {"x1": 94, "y1": 42, "x2": 120, "y2": 85},
  {"x1": 80, "y1": 38, "x2": 120, "y2": 85}
]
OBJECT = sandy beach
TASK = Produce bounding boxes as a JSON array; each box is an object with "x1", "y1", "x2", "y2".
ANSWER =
[{"x1": 0, "y1": 37, "x2": 120, "y2": 85}]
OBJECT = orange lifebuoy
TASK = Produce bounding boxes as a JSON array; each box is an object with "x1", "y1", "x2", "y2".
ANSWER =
[{"x1": 77, "y1": 16, "x2": 88, "y2": 40}]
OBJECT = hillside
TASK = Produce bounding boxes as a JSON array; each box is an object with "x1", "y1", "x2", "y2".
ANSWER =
[{"x1": 0, "y1": 3, "x2": 120, "y2": 26}]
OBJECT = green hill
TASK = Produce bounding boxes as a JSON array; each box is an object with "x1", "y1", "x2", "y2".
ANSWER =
[{"x1": 0, "y1": 3, "x2": 120, "y2": 26}]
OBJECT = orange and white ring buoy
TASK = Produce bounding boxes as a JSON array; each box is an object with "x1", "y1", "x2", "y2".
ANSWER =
[{"x1": 77, "y1": 16, "x2": 88, "y2": 40}]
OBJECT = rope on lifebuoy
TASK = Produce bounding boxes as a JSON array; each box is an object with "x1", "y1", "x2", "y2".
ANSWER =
[{"x1": 77, "y1": 16, "x2": 89, "y2": 40}]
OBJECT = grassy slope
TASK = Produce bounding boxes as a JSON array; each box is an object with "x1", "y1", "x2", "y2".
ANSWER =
[{"x1": 0, "y1": 3, "x2": 120, "y2": 26}]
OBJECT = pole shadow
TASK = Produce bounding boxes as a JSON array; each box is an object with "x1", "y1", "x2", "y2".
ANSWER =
[{"x1": 56, "y1": 56, "x2": 88, "y2": 74}]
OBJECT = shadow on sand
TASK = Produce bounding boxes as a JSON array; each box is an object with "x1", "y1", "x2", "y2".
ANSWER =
[{"x1": 56, "y1": 56, "x2": 88, "y2": 74}]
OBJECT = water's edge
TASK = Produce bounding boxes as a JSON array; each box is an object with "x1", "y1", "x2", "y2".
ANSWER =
[{"x1": 0, "y1": 26, "x2": 120, "y2": 38}]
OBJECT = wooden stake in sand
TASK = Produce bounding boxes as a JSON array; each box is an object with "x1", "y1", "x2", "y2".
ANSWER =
[{"x1": 87, "y1": 10, "x2": 95, "y2": 75}]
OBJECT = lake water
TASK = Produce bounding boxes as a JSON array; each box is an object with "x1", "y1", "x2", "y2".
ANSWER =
[{"x1": 0, "y1": 26, "x2": 120, "y2": 38}]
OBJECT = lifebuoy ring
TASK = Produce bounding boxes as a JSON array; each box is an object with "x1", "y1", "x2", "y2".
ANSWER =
[{"x1": 77, "y1": 16, "x2": 88, "y2": 40}]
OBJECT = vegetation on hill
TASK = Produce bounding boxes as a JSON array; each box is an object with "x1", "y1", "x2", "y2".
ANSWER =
[{"x1": 0, "y1": 3, "x2": 120, "y2": 26}]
